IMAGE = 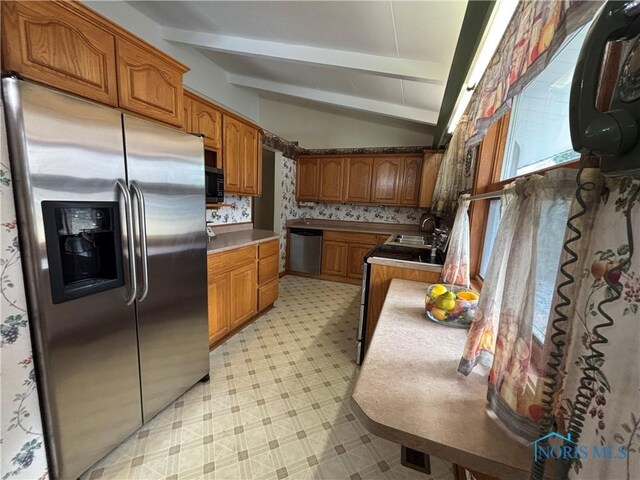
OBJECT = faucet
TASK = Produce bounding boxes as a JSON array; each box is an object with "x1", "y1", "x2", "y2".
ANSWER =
[{"x1": 421, "y1": 216, "x2": 436, "y2": 233}]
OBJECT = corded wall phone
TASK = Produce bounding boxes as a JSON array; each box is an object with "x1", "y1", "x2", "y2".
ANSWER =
[{"x1": 570, "y1": 0, "x2": 640, "y2": 176}]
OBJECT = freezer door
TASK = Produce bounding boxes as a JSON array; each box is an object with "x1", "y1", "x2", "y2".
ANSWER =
[
  {"x1": 2, "y1": 78, "x2": 142, "y2": 480},
  {"x1": 123, "y1": 115, "x2": 209, "y2": 422}
]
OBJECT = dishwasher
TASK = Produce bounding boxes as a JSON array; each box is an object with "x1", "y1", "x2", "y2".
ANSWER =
[{"x1": 289, "y1": 228, "x2": 323, "y2": 275}]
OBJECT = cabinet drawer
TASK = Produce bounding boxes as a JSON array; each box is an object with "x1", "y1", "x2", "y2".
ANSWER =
[
  {"x1": 324, "y1": 230, "x2": 377, "y2": 245},
  {"x1": 259, "y1": 239, "x2": 279, "y2": 259},
  {"x1": 207, "y1": 245, "x2": 256, "y2": 275},
  {"x1": 258, "y1": 255, "x2": 279, "y2": 285},
  {"x1": 258, "y1": 278, "x2": 279, "y2": 311}
]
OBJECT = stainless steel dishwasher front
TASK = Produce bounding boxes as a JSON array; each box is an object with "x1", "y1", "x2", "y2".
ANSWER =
[{"x1": 289, "y1": 228, "x2": 323, "y2": 275}]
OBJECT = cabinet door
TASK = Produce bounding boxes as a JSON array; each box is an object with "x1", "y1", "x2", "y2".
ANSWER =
[
  {"x1": 192, "y1": 99, "x2": 222, "y2": 150},
  {"x1": 241, "y1": 123, "x2": 259, "y2": 195},
  {"x1": 208, "y1": 272, "x2": 230, "y2": 345},
  {"x1": 183, "y1": 95, "x2": 193, "y2": 133},
  {"x1": 343, "y1": 157, "x2": 373, "y2": 203},
  {"x1": 399, "y1": 157, "x2": 423, "y2": 206},
  {"x1": 418, "y1": 152, "x2": 444, "y2": 208},
  {"x1": 371, "y1": 157, "x2": 402, "y2": 205},
  {"x1": 116, "y1": 38, "x2": 185, "y2": 127},
  {"x1": 230, "y1": 262, "x2": 257, "y2": 328},
  {"x1": 321, "y1": 241, "x2": 348, "y2": 277},
  {"x1": 223, "y1": 115, "x2": 242, "y2": 194},
  {"x1": 296, "y1": 157, "x2": 320, "y2": 201},
  {"x1": 258, "y1": 278, "x2": 279, "y2": 312},
  {"x1": 318, "y1": 158, "x2": 344, "y2": 202},
  {"x1": 347, "y1": 244, "x2": 376, "y2": 279},
  {"x1": 1, "y1": 1, "x2": 118, "y2": 106}
]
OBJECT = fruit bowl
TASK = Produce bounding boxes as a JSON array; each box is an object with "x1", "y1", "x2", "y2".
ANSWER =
[{"x1": 424, "y1": 284, "x2": 479, "y2": 329}]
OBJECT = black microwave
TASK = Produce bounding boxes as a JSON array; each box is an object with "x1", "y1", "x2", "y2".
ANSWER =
[{"x1": 205, "y1": 167, "x2": 224, "y2": 203}]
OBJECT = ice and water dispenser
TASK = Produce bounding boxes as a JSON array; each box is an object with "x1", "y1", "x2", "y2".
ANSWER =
[{"x1": 42, "y1": 202, "x2": 124, "y2": 303}]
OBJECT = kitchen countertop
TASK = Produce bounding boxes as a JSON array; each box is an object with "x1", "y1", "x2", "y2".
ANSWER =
[
  {"x1": 367, "y1": 256, "x2": 443, "y2": 272},
  {"x1": 207, "y1": 229, "x2": 279, "y2": 255},
  {"x1": 351, "y1": 279, "x2": 536, "y2": 479},
  {"x1": 286, "y1": 219, "x2": 422, "y2": 236}
]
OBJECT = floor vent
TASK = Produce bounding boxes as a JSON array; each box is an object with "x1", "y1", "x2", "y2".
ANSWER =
[{"x1": 401, "y1": 445, "x2": 431, "y2": 474}]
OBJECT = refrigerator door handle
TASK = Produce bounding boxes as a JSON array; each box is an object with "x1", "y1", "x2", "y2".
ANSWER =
[
  {"x1": 117, "y1": 179, "x2": 137, "y2": 305},
  {"x1": 130, "y1": 181, "x2": 149, "y2": 302}
]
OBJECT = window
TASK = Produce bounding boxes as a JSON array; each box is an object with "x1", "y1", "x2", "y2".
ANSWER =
[
  {"x1": 479, "y1": 199, "x2": 501, "y2": 278},
  {"x1": 470, "y1": 23, "x2": 593, "y2": 341},
  {"x1": 500, "y1": 25, "x2": 589, "y2": 180}
]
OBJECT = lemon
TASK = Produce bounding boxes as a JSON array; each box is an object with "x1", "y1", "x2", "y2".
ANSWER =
[
  {"x1": 431, "y1": 307, "x2": 448, "y2": 321},
  {"x1": 430, "y1": 284, "x2": 448, "y2": 298},
  {"x1": 434, "y1": 291, "x2": 456, "y2": 311}
]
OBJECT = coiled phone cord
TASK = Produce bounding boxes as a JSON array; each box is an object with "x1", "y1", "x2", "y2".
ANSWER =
[
  {"x1": 555, "y1": 176, "x2": 636, "y2": 479},
  {"x1": 530, "y1": 164, "x2": 594, "y2": 480}
]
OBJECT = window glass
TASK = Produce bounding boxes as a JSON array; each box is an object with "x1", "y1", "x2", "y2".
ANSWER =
[
  {"x1": 479, "y1": 199, "x2": 501, "y2": 278},
  {"x1": 532, "y1": 198, "x2": 571, "y2": 341},
  {"x1": 500, "y1": 24, "x2": 590, "y2": 180}
]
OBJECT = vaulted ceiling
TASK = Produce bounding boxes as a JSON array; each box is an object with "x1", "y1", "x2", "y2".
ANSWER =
[{"x1": 127, "y1": 1, "x2": 467, "y2": 126}]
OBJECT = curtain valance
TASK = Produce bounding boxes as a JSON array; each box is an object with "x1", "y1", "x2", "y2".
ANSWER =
[{"x1": 464, "y1": 0, "x2": 601, "y2": 147}]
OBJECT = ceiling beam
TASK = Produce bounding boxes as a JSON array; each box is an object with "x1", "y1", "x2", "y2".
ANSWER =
[
  {"x1": 163, "y1": 27, "x2": 447, "y2": 84},
  {"x1": 228, "y1": 74, "x2": 438, "y2": 124}
]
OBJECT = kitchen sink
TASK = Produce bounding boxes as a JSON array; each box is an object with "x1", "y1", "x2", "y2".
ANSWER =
[{"x1": 386, "y1": 234, "x2": 433, "y2": 248}]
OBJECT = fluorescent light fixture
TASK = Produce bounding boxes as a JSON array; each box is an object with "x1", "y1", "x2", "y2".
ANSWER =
[{"x1": 447, "y1": 0, "x2": 518, "y2": 134}]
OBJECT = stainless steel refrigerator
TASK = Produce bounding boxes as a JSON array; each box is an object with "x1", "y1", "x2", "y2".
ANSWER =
[{"x1": 2, "y1": 77, "x2": 210, "y2": 480}]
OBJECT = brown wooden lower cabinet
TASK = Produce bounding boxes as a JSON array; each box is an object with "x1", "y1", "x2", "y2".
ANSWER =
[
  {"x1": 365, "y1": 263, "x2": 441, "y2": 352},
  {"x1": 322, "y1": 241, "x2": 348, "y2": 276},
  {"x1": 258, "y1": 278, "x2": 279, "y2": 311},
  {"x1": 347, "y1": 244, "x2": 375, "y2": 279},
  {"x1": 207, "y1": 239, "x2": 279, "y2": 348},
  {"x1": 208, "y1": 271, "x2": 230, "y2": 345},
  {"x1": 229, "y1": 262, "x2": 257, "y2": 329}
]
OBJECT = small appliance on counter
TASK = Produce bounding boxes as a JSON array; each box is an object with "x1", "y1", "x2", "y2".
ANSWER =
[{"x1": 205, "y1": 166, "x2": 224, "y2": 203}]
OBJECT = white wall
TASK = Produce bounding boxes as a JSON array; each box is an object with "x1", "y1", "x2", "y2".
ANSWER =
[
  {"x1": 84, "y1": 1, "x2": 259, "y2": 122},
  {"x1": 259, "y1": 96, "x2": 434, "y2": 149}
]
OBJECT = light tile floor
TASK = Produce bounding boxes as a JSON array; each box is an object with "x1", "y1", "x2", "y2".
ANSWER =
[{"x1": 82, "y1": 276, "x2": 454, "y2": 480}]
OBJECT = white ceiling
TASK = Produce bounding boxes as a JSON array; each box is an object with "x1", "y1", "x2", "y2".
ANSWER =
[{"x1": 127, "y1": 1, "x2": 468, "y2": 125}]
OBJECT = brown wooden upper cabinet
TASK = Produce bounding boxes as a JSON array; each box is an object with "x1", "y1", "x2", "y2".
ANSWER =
[
  {"x1": 223, "y1": 115, "x2": 261, "y2": 196},
  {"x1": 116, "y1": 38, "x2": 185, "y2": 127},
  {"x1": 190, "y1": 93, "x2": 222, "y2": 151},
  {"x1": 1, "y1": 1, "x2": 189, "y2": 128},
  {"x1": 223, "y1": 115, "x2": 243, "y2": 194},
  {"x1": 418, "y1": 152, "x2": 444, "y2": 208},
  {"x1": 318, "y1": 157, "x2": 345, "y2": 202},
  {"x1": 343, "y1": 157, "x2": 373, "y2": 203},
  {"x1": 371, "y1": 157, "x2": 403, "y2": 204},
  {"x1": 296, "y1": 157, "x2": 320, "y2": 201},
  {"x1": 399, "y1": 156, "x2": 423, "y2": 205},
  {"x1": 1, "y1": 1, "x2": 119, "y2": 107},
  {"x1": 241, "y1": 123, "x2": 259, "y2": 195},
  {"x1": 183, "y1": 94, "x2": 193, "y2": 133}
]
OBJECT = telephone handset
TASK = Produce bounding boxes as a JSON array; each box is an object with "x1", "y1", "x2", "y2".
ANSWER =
[{"x1": 570, "y1": 0, "x2": 640, "y2": 176}]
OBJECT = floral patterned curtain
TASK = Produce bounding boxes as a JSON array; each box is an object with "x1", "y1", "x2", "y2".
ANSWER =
[
  {"x1": 458, "y1": 168, "x2": 596, "y2": 442},
  {"x1": 464, "y1": 0, "x2": 601, "y2": 147},
  {"x1": 431, "y1": 116, "x2": 474, "y2": 216},
  {"x1": 534, "y1": 175, "x2": 640, "y2": 479},
  {"x1": 441, "y1": 195, "x2": 470, "y2": 287}
]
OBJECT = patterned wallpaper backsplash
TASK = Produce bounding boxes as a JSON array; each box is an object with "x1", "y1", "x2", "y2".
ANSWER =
[
  {"x1": 206, "y1": 195, "x2": 252, "y2": 225},
  {"x1": 1, "y1": 102, "x2": 49, "y2": 479},
  {"x1": 276, "y1": 156, "x2": 423, "y2": 271}
]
